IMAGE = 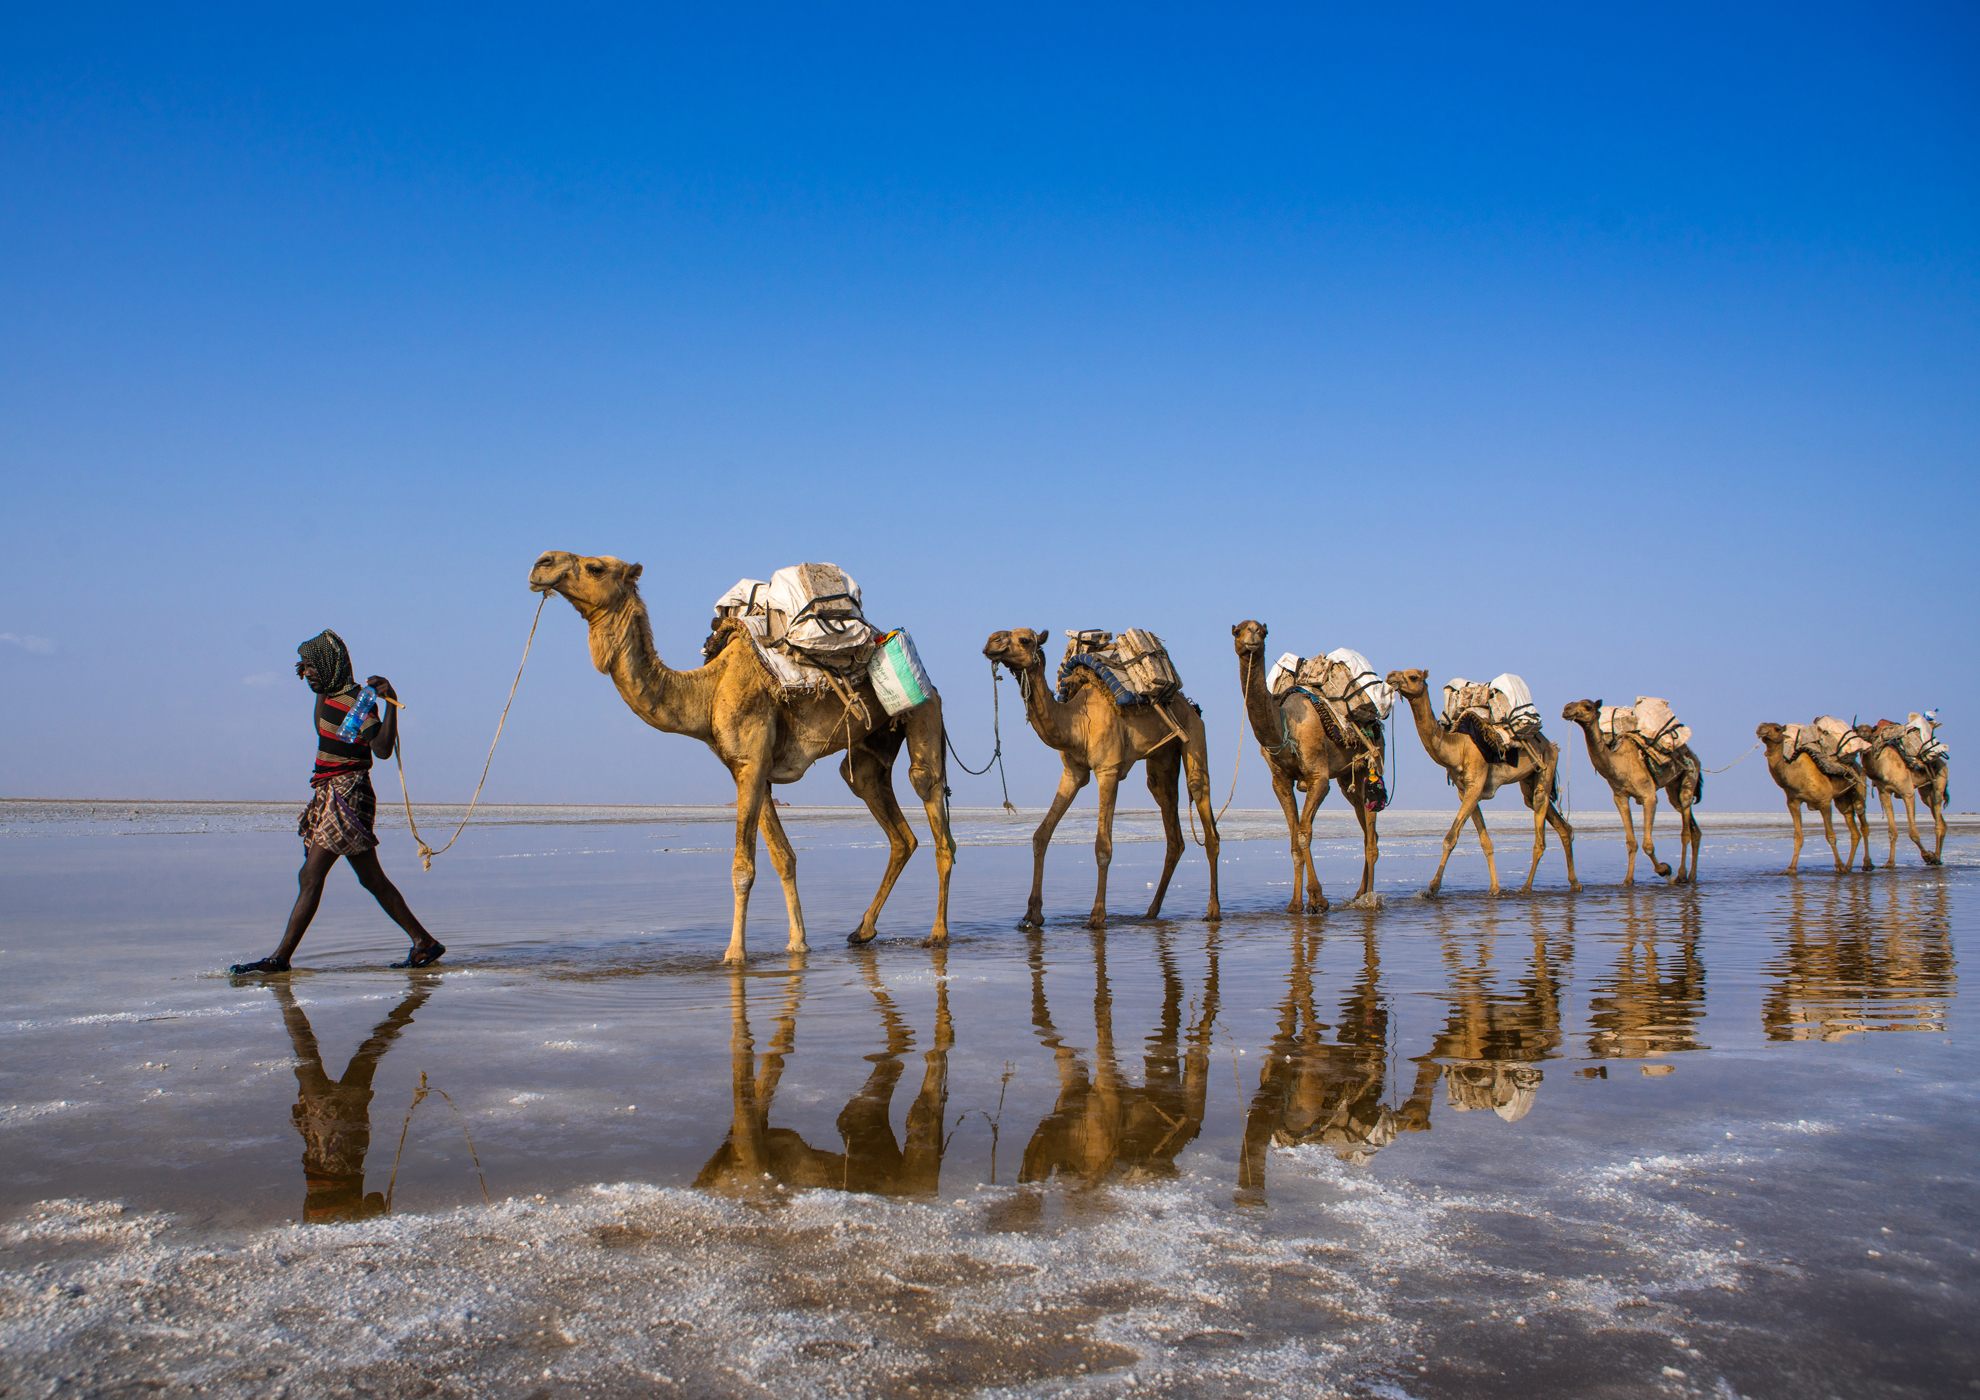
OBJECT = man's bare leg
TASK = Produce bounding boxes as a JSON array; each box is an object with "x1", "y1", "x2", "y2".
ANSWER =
[
  {"x1": 232, "y1": 847, "x2": 341, "y2": 973},
  {"x1": 346, "y1": 849, "x2": 446, "y2": 966}
]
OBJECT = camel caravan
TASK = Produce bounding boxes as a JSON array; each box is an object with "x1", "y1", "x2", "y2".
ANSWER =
[{"x1": 528, "y1": 550, "x2": 1954, "y2": 960}]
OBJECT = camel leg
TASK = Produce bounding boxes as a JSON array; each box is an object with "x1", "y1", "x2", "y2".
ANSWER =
[
  {"x1": 1817, "y1": 801, "x2": 1844, "y2": 873},
  {"x1": 1023, "y1": 764, "x2": 1088, "y2": 929},
  {"x1": 727, "y1": 767, "x2": 772, "y2": 964},
  {"x1": 840, "y1": 742, "x2": 916, "y2": 947},
  {"x1": 1519, "y1": 775, "x2": 1547, "y2": 894},
  {"x1": 1641, "y1": 788, "x2": 1671, "y2": 880},
  {"x1": 1268, "y1": 766, "x2": 1305, "y2": 914},
  {"x1": 1344, "y1": 779, "x2": 1379, "y2": 902},
  {"x1": 1144, "y1": 750, "x2": 1185, "y2": 919},
  {"x1": 1088, "y1": 767, "x2": 1123, "y2": 930},
  {"x1": 1850, "y1": 792, "x2": 1872, "y2": 872},
  {"x1": 1900, "y1": 789, "x2": 1933, "y2": 867},
  {"x1": 903, "y1": 699, "x2": 958, "y2": 942},
  {"x1": 1877, "y1": 787, "x2": 1899, "y2": 869},
  {"x1": 1182, "y1": 735, "x2": 1222, "y2": 922},
  {"x1": 1671, "y1": 783, "x2": 1698, "y2": 884},
  {"x1": 1429, "y1": 787, "x2": 1485, "y2": 897},
  {"x1": 1926, "y1": 787, "x2": 1947, "y2": 865},
  {"x1": 1297, "y1": 779, "x2": 1327, "y2": 913},
  {"x1": 1785, "y1": 800, "x2": 1804, "y2": 875},
  {"x1": 1473, "y1": 801, "x2": 1502, "y2": 895},
  {"x1": 1547, "y1": 795, "x2": 1579, "y2": 891},
  {"x1": 1611, "y1": 790, "x2": 1638, "y2": 887},
  {"x1": 757, "y1": 803, "x2": 808, "y2": 953}
]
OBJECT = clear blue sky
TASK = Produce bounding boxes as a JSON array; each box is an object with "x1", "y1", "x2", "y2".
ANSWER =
[{"x1": 3, "y1": 4, "x2": 1975, "y2": 809}]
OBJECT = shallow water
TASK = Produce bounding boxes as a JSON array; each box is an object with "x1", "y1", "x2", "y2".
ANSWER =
[{"x1": 0, "y1": 799, "x2": 1973, "y2": 1397}]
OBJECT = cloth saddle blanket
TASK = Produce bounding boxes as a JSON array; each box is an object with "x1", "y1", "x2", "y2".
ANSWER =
[
  {"x1": 1783, "y1": 716, "x2": 1868, "y2": 775},
  {"x1": 1057, "y1": 628, "x2": 1183, "y2": 706},
  {"x1": 1267, "y1": 648, "x2": 1394, "y2": 723},
  {"x1": 1870, "y1": 712, "x2": 1950, "y2": 770},
  {"x1": 729, "y1": 615, "x2": 835, "y2": 697}
]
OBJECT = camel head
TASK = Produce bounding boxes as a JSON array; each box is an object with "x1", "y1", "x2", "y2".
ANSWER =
[
  {"x1": 1385, "y1": 668, "x2": 1430, "y2": 698},
  {"x1": 1561, "y1": 699, "x2": 1600, "y2": 726},
  {"x1": 983, "y1": 628, "x2": 1050, "y2": 676},
  {"x1": 1756, "y1": 722, "x2": 1785, "y2": 747},
  {"x1": 1231, "y1": 620, "x2": 1268, "y2": 656},
  {"x1": 530, "y1": 550, "x2": 644, "y2": 617}
]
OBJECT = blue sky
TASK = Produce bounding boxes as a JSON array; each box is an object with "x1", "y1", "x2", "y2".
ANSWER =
[{"x1": 3, "y1": 4, "x2": 1975, "y2": 809}]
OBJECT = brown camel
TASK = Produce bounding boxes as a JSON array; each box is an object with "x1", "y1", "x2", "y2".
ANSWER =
[
  {"x1": 1385, "y1": 669, "x2": 1579, "y2": 896},
  {"x1": 531, "y1": 550, "x2": 955, "y2": 962},
  {"x1": 1755, "y1": 722, "x2": 1871, "y2": 874},
  {"x1": 983, "y1": 628, "x2": 1219, "y2": 929},
  {"x1": 1560, "y1": 699, "x2": 1703, "y2": 886},
  {"x1": 1853, "y1": 723, "x2": 1948, "y2": 867},
  {"x1": 1231, "y1": 621, "x2": 1383, "y2": 911}
]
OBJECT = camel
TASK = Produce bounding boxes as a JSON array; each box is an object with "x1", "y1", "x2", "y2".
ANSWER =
[
  {"x1": 531, "y1": 550, "x2": 955, "y2": 962},
  {"x1": 1385, "y1": 669, "x2": 1579, "y2": 896},
  {"x1": 1231, "y1": 621, "x2": 1384, "y2": 911},
  {"x1": 1560, "y1": 699, "x2": 1703, "y2": 885},
  {"x1": 1853, "y1": 723, "x2": 1948, "y2": 867},
  {"x1": 982, "y1": 628, "x2": 1219, "y2": 929},
  {"x1": 1755, "y1": 722, "x2": 1871, "y2": 874}
]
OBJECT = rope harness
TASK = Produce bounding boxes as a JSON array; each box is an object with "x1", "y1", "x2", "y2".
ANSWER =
[
  {"x1": 946, "y1": 660, "x2": 1019, "y2": 813},
  {"x1": 391, "y1": 594, "x2": 545, "y2": 870}
]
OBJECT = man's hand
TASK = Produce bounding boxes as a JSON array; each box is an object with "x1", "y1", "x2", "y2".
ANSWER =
[{"x1": 367, "y1": 675, "x2": 396, "y2": 701}]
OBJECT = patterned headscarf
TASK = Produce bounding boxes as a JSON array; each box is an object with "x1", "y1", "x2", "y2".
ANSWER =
[{"x1": 297, "y1": 629, "x2": 354, "y2": 695}]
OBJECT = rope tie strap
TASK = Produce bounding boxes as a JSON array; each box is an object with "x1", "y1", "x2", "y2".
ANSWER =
[
  {"x1": 948, "y1": 660, "x2": 1018, "y2": 812},
  {"x1": 1701, "y1": 740, "x2": 1761, "y2": 775},
  {"x1": 392, "y1": 594, "x2": 546, "y2": 870}
]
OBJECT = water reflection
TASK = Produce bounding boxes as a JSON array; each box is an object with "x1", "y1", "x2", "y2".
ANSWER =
[
  {"x1": 1764, "y1": 877, "x2": 1956, "y2": 1040},
  {"x1": 1587, "y1": 890, "x2": 1707, "y2": 1061},
  {"x1": 1239, "y1": 927, "x2": 1413, "y2": 1201},
  {"x1": 1019, "y1": 928, "x2": 1219, "y2": 1188},
  {"x1": 1405, "y1": 903, "x2": 1572, "y2": 1124},
  {"x1": 270, "y1": 980, "x2": 433, "y2": 1223},
  {"x1": 696, "y1": 949, "x2": 952, "y2": 1197}
]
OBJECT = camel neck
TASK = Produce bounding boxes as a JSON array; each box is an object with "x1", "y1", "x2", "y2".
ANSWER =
[
  {"x1": 1016, "y1": 661, "x2": 1077, "y2": 751},
  {"x1": 1403, "y1": 687, "x2": 1453, "y2": 760},
  {"x1": 588, "y1": 594, "x2": 712, "y2": 741},
  {"x1": 1237, "y1": 650, "x2": 1285, "y2": 752}
]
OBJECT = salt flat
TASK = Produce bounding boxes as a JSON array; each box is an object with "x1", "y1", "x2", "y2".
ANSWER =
[{"x1": 1, "y1": 801, "x2": 1973, "y2": 1397}]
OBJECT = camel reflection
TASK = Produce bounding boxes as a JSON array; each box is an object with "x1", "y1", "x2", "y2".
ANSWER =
[
  {"x1": 1763, "y1": 877, "x2": 1955, "y2": 1041},
  {"x1": 1400, "y1": 903, "x2": 1571, "y2": 1127},
  {"x1": 695, "y1": 949, "x2": 952, "y2": 1197},
  {"x1": 1587, "y1": 889, "x2": 1707, "y2": 1061},
  {"x1": 270, "y1": 979, "x2": 433, "y2": 1223},
  {"x1": 1239, "y1": 927, "x2": 1412, "y2": 1199},
  {"x1": 1019, "y1": 929, "x2": 1220, "y2": 1187}
]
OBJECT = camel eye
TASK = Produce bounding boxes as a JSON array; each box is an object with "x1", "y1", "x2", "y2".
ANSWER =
[{"x1": 585, "y1": 562, "x2": 604, "y2": 575}]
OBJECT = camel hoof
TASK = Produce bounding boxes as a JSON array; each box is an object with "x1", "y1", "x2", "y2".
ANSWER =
[
  {"x1": 1285, "y1": 898, "x2": 1304, "y2": 915},
  {"x1": 1925, "y1": 854, "x2": 1942, "y2": 867},
  {"x1": 1653, "y1": 864, "x2": 1672, "y2": 878},
  {"x1": 1305, "y1": 898, "x2": 1330, "y2": 915},
  {"x1": 1017, "y1": 914, "x2": 1043, "y2": 931},
  {"x1": 845, "y1": 929, "x2": 875, "y2": 946},
  {"x1": 1569, "y1": 881, "x2": 1583, "y2": 892},
  {"x1": 1085, "y1": 913, "x2": 1109, "y2": 931},
  {"x1": 1205, "y1": 904, "x2": 1222, "y2": 924},
  {"x1": 919, "y1": 934, "x2": 948, "y2": 949}
]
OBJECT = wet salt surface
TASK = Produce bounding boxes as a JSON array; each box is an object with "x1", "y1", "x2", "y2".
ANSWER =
[{"x1": 0, "y1": 800, "x2": 1973, "y2": 1397}]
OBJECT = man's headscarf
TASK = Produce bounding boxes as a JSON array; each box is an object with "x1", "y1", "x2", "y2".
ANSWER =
[{"x1": 297, "y1": 629, "x2": 354, "y2": 695}]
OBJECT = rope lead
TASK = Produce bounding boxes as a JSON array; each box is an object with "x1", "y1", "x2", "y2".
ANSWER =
[{"x1": 392, "y1": 593, "x2": 547, "y2": 869}]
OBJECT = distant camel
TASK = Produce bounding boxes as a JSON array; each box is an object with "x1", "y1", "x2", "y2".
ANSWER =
[
  {"x1": 1755, "y1": 722, "x2": 1870, "y2": 874},
  {"x1": 1386, "y1": 669, "x2": 1579, "y2": 896},
  {"x1": 1231, "y1": 621, "x2": 1384, "y2": 911},
  {"x1": 983, "y1": 627, "x2": 1219, "y2": 929},
  {"x1": 1560, "y1": 699, "x2": 1702, "y2": 885},
  {"x1": 1853, "y1": 721, "x2": 1948, "y2": 868}
]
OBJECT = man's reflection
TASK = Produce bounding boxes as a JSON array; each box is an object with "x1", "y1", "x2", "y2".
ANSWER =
[
  {"x1": 270, "y1": 979, "x2": 433, "y2": 1223},
  {"x1": 1019, "y1": 928, "x2": 1220, "y2": 1187},
  {"x1": 1239, "y1": 926, "x2": 1412, "y2": 1200},
  {"x1": 1587, "y1": 889, "x2": 1707, "y2": 1061},
  {"x1": 1764, "y1": 876, "x2": 1955, "y2": 1040},
  {"x1": 695, "y1": 948, "x2": 953, "y2": 1197}
]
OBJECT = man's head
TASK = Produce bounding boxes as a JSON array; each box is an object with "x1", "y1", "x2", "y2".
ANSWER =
[{"x1": 296, "y1": 630, "x2": 353, "y2": 695}]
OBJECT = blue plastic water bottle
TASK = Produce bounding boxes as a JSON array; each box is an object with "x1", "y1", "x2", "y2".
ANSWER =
[{"x1": 336, "y1": 686, "x2": 378, "y2": 742}]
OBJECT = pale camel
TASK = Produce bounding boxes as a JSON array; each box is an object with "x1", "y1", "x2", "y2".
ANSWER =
[
  {"x1": 531, "y1": 550, "x2": 955, "y2": 962},
  {"x1": 1560, "y1": 699, "x2": 1703, "y2": 886},
  {"x1": 1231, "y1": 621, "x2": 1384, "y2": 911},
  {"x1": 1755, "y1": 722, "x2": 1871, "y2": 874},
  {"x1": 983, "y1": 628, "x2": 1219, "y2": 929},
  {"x1": 1853, "y1": 723, "x2": 1948, "y2": 868},
  {"x1": 1385, "y1": 669, "x2": 1579, "y2": 896}
]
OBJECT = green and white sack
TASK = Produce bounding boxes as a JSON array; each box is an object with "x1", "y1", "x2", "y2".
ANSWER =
[{"x1": 868, "y1": 629, "x2": 934, "y2": 715}]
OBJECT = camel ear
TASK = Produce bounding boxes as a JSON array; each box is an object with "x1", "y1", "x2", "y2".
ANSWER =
[
  {"x1": 626, "y1": 563, "x2": 643, "y2": 582},
  {"x1": 1036, "y1": 627, "x2": 1049, "y2": 644}
]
